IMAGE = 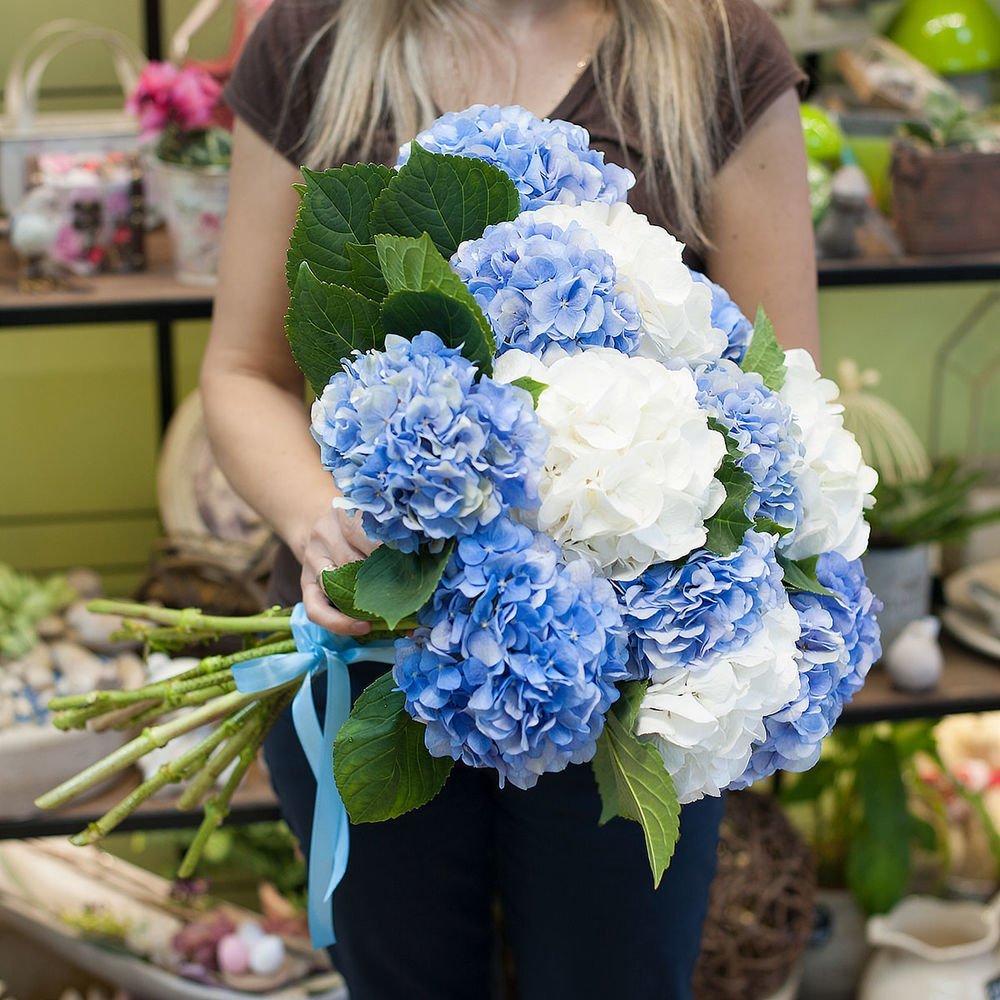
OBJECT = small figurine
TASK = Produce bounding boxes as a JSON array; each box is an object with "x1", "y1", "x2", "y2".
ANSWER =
[{"x1": 885, "y1": 615, "x2": 944, "y2": 692}]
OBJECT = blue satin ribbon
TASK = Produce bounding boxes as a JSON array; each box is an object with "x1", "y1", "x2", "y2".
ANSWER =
[{"x1": 233, "y1": 603, "x2": 396, "y2": 948}]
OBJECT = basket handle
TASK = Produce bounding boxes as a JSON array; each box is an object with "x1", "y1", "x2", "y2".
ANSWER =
[{"x1": 4, "y1": 19, "x2": 147, "y2": 129}]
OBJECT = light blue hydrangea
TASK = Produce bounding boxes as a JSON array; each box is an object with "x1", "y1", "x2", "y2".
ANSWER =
[
  {"x1": 450, "y1": 216, "x2": 641, "y2": 360},
  {"x1": 398, "y1": 104, "x2": 634, "y2": 211},
  {"x1": 695, "y1": 359, "x2": 804, "y2": 532},
  {"x1": 731, "y1": 553, "x2": 882, "y2": 788},
  {"x1": 310, "y1": 332, "x2": 547, "y2": 553},
  {"x1": 393, "y1": 517, "x2": 629, "y2": 789},
  {"x1": 691, "y1": 270, "x2": 754, "y2": 364},
  {"x1": 616, "y1": 531, "x2": 786, "y2": 679}
]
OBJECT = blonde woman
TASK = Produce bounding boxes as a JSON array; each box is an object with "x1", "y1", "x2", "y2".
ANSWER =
[{"x1": 202, "y1": 1, "x2": 816, "y2": 996}]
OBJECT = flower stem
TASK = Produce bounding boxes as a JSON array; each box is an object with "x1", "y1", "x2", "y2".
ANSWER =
[
  {"x1": 85, "y1": 600, "x2": 292, "y2": 635},
  {"x1": 68, "y1": 701, "x2": 263, "y2": 845},
  {"x1": 35, "y1": 688, "x2": 270, "y2": 810}
]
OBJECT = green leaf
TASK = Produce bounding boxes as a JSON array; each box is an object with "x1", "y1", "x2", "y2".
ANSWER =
[
  {"x1": 740, "y1": 307, "x2": 786, "y2": 392},
  {"x1": 370, "y1": 142, "x2": 520, "y2": 258},
  {"x1": 754, "y1": 517, "x2": 793, "y2": 538},
  {"x1": 375, "y1": 233, "x2": 495, "y2": 373},
  {"x1": 591, "y1": 680, "x2": 681, "y2": 888},
  {"x1": 346, "y1": 242, "x2": 388, "y2": 300},
  {"x1": 779, "y1": 554, "x2": 836, "y2": 597},
  {"x1": 287, "y1": 164, "x2": 394, "y2": 289},
  {"x1": 333, "y1": 672, "x2": 454, "y2": 823},
  {"x1": 846, "y1": 736, "x2": 912, "y2": 913},
  {"x1": 320, "y1": 562, "x2": 419, "y2": 630},
  {"x1": 381, "y1": 289, "x2": 493, "y2": 375},
  {"x1": 286, "y1": 263, "x2": 383, "y2": 396},
  {"x1": 354, "y1": 543, "x2": 453, "y2": 630},
  {"x1": 703, "y1": 456, "x2": 755, "y2": 556},
  {"x1": 510, "y1": 376, "x2": 548, "y2": 408}
]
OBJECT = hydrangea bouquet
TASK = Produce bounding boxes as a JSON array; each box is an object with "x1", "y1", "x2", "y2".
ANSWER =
[{"x1": 38, "y1": 104, "x2": 880, "y2": 945}]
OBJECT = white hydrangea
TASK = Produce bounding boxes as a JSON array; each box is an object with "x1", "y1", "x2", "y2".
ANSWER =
[
  {"x1": 494, "y1": 348, "x2": 727, "y2": 579},
  {"x1": 634, "y1": 600, "x2": 802, "y2": 803},
  {"x1": 530, "y1": 202, "x2": 725, "y2": 365},
  {"x1": 779, "y1": 349, "x2": 878, "y2": 560}
]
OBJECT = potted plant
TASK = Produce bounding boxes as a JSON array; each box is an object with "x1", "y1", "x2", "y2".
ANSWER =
[
  {"x1": 891, "y1": 90, "x2": 1000, "y2": 255},
  {"x1": 127, "y1": 61, "x2": 232, "y2": 285}
]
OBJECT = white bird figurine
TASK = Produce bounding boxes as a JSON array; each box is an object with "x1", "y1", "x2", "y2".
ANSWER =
[
  {"x1": 10, "y1": 185, "x2": 64, "y2": 289},
  {"x1": 885, "y1": 616, "x2": 944, "y2": 692}
]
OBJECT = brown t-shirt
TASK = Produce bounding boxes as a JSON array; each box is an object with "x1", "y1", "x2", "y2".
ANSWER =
[
  {"x1": 225, "y1": 0, "x2": 808, "y2": 246},
  {"x1": 223, "y1": 0, "x2": 807, "y2": 604}
]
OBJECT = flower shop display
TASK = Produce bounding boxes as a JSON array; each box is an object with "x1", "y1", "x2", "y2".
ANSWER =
[
  {"x1": 127, "y1": 61, "x2": 231, "y2": 285},
  {"x1": 9, "y1": 152, "x2": 145, "y2": 289},
  {"x1": 36, "y1": 104, "x2": 882, "y2": 949}
]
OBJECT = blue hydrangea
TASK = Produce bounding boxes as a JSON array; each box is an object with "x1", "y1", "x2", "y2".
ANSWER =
[
  {"x1": 616, "y1": 531, "x2": 786, "y2": 679},
  {"x1": 310, "y1": 332, "x2": 547, "y2": 552},
  {"x1": 450, "y1": 216, "x2": 641, "y2": 360},
  {"x1": 695, "y1": 359, "x2": 804, "y2": 533},
  {"x1": 393, "y1": 517, "x2": 629, "y2": 789},
  {"x1": 691, "y1": 270, "x2": 753, "y2": 364},
  {"x1": 731, "y1": 553, "x2": 882, "y2": 788},
  {"x1": 398, "y1": 104, "x2": 634, "y2": 211}
]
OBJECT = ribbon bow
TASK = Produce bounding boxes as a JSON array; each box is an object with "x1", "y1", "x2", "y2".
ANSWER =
[{"x1": 233, "y1": 603, "x2": 396, "y2": 947}]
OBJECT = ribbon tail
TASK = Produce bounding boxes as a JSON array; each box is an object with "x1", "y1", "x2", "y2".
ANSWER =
[{"x1": 304, "y1": 649, "x2": 353, "y2": 948}]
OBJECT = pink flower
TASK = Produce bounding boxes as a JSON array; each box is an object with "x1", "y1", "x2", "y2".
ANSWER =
[
  {"x1": 172, "y1": 67, "x2": 222, "y2": 131},
  {"x1": 127, "y1": 61, "x2": 221, "y2": 137}
]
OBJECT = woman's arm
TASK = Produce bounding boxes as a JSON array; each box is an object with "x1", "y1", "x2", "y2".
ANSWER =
[
  {"x1": 705, "y1": 88, "x2": 821, "y2": 360},
  {"x1": 201, "y1": 119, "x2": 373, "y2": 633}
]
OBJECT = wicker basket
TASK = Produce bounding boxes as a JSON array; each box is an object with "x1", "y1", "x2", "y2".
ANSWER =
[{"x1": 891, "y1": 139, "x2": 1000, "y2": 255}]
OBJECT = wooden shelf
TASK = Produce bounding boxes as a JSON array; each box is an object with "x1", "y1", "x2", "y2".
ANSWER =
[
  {"x1": 0, "y1": 230, "x2": 213, "y2": 326},
  {"x1": 842, "y1": 635, "x2": 1000, "y2": 724}
]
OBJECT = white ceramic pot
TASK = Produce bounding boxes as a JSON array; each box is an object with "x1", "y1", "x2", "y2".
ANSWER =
[
  {"x1": 155, "y1": 160, "x2": 229, "y2": 286},
  {"x1": 798, "y1": 889, "x2": 870, "y2": 1000},
  {"x1": 861, "y1": 543, "x2": 933, "y2": 652},
  {"x1": 858, "y1": 893, "x2": 1000, "y2": 1000}
]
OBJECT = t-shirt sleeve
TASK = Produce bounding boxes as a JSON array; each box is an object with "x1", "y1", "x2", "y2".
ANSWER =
[
  {"x1": 222, "y1": 0, "x2": 330, "y2": 166},
  {"x1": 715, "y1": 0, "x2": 809, "y2": 168}
]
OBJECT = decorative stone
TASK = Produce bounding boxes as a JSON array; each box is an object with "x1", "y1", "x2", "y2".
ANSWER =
[
  {"x1": 114, "y1": 652, "x2": 147, "y2": 690},
  {"x1": 64, "y1": 567, "x2": 103, "y2": 599},
  {"x1": 217, "y1": 933, "x2": 251, "y2": 976},
  {"x1": 49, "y1": 641, "x2": 104, "y2": 694},
  {"x1": 65, "y1": 602, "x2": 134, "y2": 655},
  {"x1": 248, "y1": 934, "x2": 285, "y2": 976},
  {"x1": 35, "y1": 614, "x2": 66, "y2": 640}
]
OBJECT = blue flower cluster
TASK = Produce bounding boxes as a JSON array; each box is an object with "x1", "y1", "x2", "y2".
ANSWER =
[
  {"x1": 617, "y1": 531, "x2": 786, "y2": 678},
  {"x1": 393, "y1": 517, "x2": 629, "y2": 789},
  {"x1": 731, "y1": 553, "x2": 882, "y2": 787},
  {"x1": 691, "y1": 270, "x2": 754, "y2": 364},
  {"x1": 695, "y1": 360, "x2": 804, "y2": 532},
  {"x1": 311, "y1": 333, "x2": 547, "y2": 552},
  {"x1": 398, "y1": 104, "x2": 634, "y2": 211},
  {"x1": 451, "y1": 217, "x2": 641, "y2": 360}
]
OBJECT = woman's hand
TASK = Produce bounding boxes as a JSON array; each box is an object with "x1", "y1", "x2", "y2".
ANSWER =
[{"x1": 298, "y1": 506, "x2": 378, "y2": 635}]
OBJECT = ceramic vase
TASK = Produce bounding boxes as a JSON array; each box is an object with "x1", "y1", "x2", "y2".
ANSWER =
[
  {"x1": 858, "y1": 893, "x2": 1000, "y2": 1000},
  {"x1": 155, "y1": 159, "x2": 229, "y2": 286}
]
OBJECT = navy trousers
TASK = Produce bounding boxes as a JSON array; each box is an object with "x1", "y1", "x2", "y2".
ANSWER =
[{"x1": 264, "y1": 662, "x2": 724, "y2": 1000}]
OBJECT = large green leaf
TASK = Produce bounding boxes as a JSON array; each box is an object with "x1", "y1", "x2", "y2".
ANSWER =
[
  {"x1": 286, "y1": 164, "x2": 394, "y2": 289},
  {"x1": 381, "y1": 290, "x2": 494, "y2": 374},
  {"x1": 333, "y1": 672, "x2": 454, "y2": 823},
  {"x1": 846, "y1": 736, "x2": 911, "y2": 913},
  {"x1": 369, "y1": 142, "x2": 520, "y2": 258},
  {"x1": 285, "y1": 263, "x2": 383, "y2": 396},
  {"x1": 345, "y1": 242, "x2": 388, "y2": 300},
  {"x1": 353, "y1": 543, "x2": 453, "y2": 630},
  {"x1": 703, "y1": 456, "x2": 755, "y2": 556},
  {"x1": 375, "y1": 233, "x2": 496, "y2": 373},
  {"x1": 320, "y1": 561, "x2": 419, "y2": 630},
  {"x1": 779, "y1": 554, "x2": 835, "y2": 597},
  {"x1": 740, "y1": 307, "x2": 787, "y2": 392},
  {"x1": 591, "y1": 680, "x2": 681, "y2": 888}
]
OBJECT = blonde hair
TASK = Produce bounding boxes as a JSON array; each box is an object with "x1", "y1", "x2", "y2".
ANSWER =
[{"x1": 298, "y1": 0, "x2": 736, "y2": 248}]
